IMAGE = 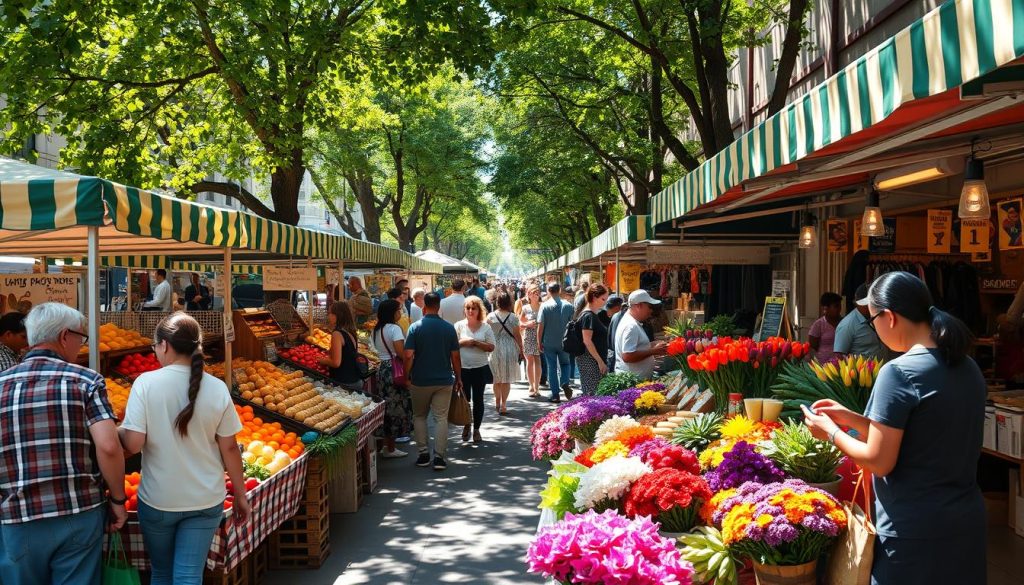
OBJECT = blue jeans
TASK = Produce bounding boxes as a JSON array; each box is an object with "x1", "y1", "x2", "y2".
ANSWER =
[
  {"x1": 543, "y1": 348, "x2": 571, "y2": 398},
  {"x1": 0, "y1": 505, "x2": 105, "y2": 585},
  {"x1": 138, "y1": 500, "x2": 223, "y2": 585}
]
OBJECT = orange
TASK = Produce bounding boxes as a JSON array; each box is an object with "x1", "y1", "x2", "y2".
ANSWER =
[{"x1": 267, "y1": 441, "x2": 280, "y2": 450}]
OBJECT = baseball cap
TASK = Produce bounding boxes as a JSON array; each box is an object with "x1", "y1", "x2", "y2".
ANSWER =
[
  {"x1": 604, "y1": 295, "x2": 624, "y2": 310},
  {"x1": 627, "y1": 290, "x2": 661, "y2": 305},
  {"x1": 854, "y1": 283, "x2": 871, "y2": 306}
]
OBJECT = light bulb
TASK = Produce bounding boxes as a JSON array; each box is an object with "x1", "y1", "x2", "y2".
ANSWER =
[
  {"x1": 799, "y1": 224, "x2": 816, "y2": 249},
  {"x1": 861, "y1": 207, "x2": 885, "y2": 237},
  {"x1": 958, "y1": 157, "x2": 990, "y2": 219}
]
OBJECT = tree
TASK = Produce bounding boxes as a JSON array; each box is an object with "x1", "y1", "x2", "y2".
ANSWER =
[{"x1": 0, "y1": 0, "x2": 500, "y2": 224}]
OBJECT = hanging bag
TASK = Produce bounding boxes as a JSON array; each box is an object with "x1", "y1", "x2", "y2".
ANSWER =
[
  {"x1": 448, "y1": 386, "x2": 472, "y2": 426},
  {"x1": 379, "y1": 329, "x2": 408, "y2": 386},
  {"x1": 102, "y1": 532, "x2": 141, "y2": 585},
  {"x1": 826, "y1": 469, "x2": 876, "y2": 585}
]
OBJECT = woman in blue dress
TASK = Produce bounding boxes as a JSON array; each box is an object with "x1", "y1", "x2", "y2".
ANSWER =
[{"x1": 803, "y1": 271, "x2": 985, "y2": 584}]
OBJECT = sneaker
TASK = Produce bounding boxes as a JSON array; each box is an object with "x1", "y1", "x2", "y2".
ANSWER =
[
  {"x1": 562, "y1": 384, "x2": 574, "y2": 399},
  {"x1": 433, "y1": 456, "x2": 447, "y2": 471},
  {"x1": 395, "y1": 435, "x2": 412, "y2": 444},
  {"x1": 549, "y1": 397, "x2": 561, "y2": 404},
  {"x1": 382, "y1": 449, "x2": 408, "y2": 459},
  {"x1": 415, "y1": 452, "x2": 431, "y2": 467}
]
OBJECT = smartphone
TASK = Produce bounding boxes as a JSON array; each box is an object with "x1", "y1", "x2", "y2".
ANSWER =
[{"x1": 800, "y1": 404, "x2": 817, "y2": 416}]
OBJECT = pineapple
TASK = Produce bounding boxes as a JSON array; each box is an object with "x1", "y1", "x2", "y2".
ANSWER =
[{"x1": 671, "y1": 412, "x2": 724, "y2": 452}]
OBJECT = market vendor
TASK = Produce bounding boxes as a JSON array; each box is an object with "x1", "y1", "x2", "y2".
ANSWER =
[
  {"x1": 833, "y1": 283, "x2": 887, "y2": 359},
  {"x1": 142, "y1": 269, "x2": 173, "y2": 312},
  {"x1": 802, "y1": 272, "x2": 986, "y2": 584},
  {"x1": 178, "y1": 273, "x2": 212, "y2": 311},
  {"x1": 347, "y1": 276, "x2": 373, "y2": 325}
]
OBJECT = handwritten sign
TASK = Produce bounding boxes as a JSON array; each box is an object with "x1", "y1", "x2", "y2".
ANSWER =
[
  {"x1": 927, "y1": 209, "x2": 953, "y2": 254},
  {"x1": 618, "y1": 263, "x2": 643, "y2": 292},
  {"x1": 959, "y1": 219, "x2": 990, "y2": 253},
  {"x1": 756, "y1": 296, "x2": 787, "y2": 342},
  {"x1": 262, "y1": 266, "x2": 317, "y2": 291},
  {"x1": 0, "y1": 274, "x2": 79, "y2": 313}
]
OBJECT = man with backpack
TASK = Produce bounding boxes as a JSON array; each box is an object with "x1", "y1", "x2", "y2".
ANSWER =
[{"x1": 536, "y1": 282, "x2": 575, "y2": 403}]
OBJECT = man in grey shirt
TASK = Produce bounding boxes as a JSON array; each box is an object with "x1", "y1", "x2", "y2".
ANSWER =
[
  {"x1": 614, "y1": 290, "x2": 667, "y2": 379},
  {"x1": 536, "y1": 282, "x2": 575, "y2": 403},
  {"x1": 834, "y1": 283, "x2": 887, "y2": 359}
]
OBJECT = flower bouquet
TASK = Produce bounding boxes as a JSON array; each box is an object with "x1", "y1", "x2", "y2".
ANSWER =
[
  {"x1": 625, "y1": 468, "x2": 713, "y2": 532},
  {"x1": 772, "y1": 355, "x2": 884, "y2": 415},
  {"x1": 531, "y1": 410, "x2": 575, "y2": 461},
  {"x1": 559, "y1": 396, "x2": 632, "y2": 445},
  {"x1": 703, "y1": 441, "x2": 785, "y2": 491},
  {"x1": 527, "y1": 509, "x2": 696, "y2": 585},
  {"x1": 574, "y1": 456, "x2": 652, "y2": 512},
  {"x1": 715, "y1": 480, "x2": 848, "y2": 568}
]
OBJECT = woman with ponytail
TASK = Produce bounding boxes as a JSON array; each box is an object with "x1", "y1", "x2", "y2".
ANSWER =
[
  {"x1": 119, "y1": 312, "x2": 250, "y2": 585},
  {"x1": 803, "y1": 272, "x2": 985, "y2": 584}
]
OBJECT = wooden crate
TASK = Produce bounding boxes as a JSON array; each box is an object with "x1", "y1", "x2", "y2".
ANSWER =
[
  {"x1": 203, "y1": 561, "x2": 249, "y2": 585},
  {"x1": 328, "y1": 443, "x2": 364, "y2": 514},
  {"x1": 361, "y1": 444, "x2": 377, "y2": 494},
  {"x1": 268, "y1": 457, "x2": 331, "y2": 570}
]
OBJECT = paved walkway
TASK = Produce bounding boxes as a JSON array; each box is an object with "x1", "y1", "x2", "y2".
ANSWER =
[{"x1": 264, "y1": 382, "x2": 551, "y2": 585}]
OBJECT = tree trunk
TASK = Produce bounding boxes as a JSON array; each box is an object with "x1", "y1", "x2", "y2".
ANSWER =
[
  {"x1": 630, "y1": 179, "x2": 650, "y2": 216},
  {"x1": 269, "y1": 149, "x2": 304, "y2": 225},
  {"x1": 347, "y1": 173, "x2": 382, "y2": 243},
  {"x1": 767, "y1": 0, "x2": 812, "y2": 116},
  {"x1": 648, "y1": 53, "x2": 700, "y2": 171}
]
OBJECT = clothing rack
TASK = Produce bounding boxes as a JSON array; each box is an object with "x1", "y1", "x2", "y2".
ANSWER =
[{"x1": 867, "y1": 252, "x2": 968, "y2": 262}]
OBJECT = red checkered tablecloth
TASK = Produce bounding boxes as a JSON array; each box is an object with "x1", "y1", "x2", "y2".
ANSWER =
[
  {"x1": 108, "y1": 454, "x2": 309, "y2": 572},
  {"x1": 357, "y1": 401, "x2": 385, "y2": 449}
]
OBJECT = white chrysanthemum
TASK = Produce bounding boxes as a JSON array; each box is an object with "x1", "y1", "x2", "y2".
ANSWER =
[
  {"x1": 594, "y1": 415, "x2": 639, "y2": 445},
  {"x1": 573, "y1": 456, "x2": 652, "y2": 510}
]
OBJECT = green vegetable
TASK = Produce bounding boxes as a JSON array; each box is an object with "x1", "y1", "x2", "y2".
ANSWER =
[
  {"x1": 671, "y1": 412, "x2": 723, "y2": 452},
  {"x1": 679, "y1": 526, "x2": 738, "y2": 585},
  {"x1": 760, "y1": 421, "x2": 844, "y2": 483},
  {"x1": 243, "y1": 461, "x2": 270, "y2": 481},
  {"x1": 595, "y1": 372, "x2": 642, "y2": 396}
]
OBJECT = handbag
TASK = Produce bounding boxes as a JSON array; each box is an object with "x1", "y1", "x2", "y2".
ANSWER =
[
  {"x1": 102, "y1": 532, "x2": 141, "y2": 585},
  {"x1": 344, "y1": 331, "x2": 371, "y2": 379},
  {"x1": 379, "y1": 329, "x2": 408, "y2": 386},
  {"x1": 826, "y1": 470, "x2": 876, "y2": 585},
  {"x1": 448, "y1": 387, "x2": 472, "y2": 426}
]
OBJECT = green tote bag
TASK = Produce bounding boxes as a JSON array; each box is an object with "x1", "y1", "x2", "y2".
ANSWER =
[{"x1": 102, "y1": 532, "x2": 141, "y2": 585}]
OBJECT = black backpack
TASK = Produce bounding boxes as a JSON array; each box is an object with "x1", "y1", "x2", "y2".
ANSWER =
[{"x1": 561, "y1": 311, "x2": 587, "y2": 356}]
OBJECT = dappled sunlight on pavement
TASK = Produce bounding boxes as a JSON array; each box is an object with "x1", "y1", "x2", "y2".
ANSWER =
[{"x1": 264, "y1": 382, "x2": 555, "y2": 585}]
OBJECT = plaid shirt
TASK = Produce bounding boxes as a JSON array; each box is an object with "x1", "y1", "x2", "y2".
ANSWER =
[
  {"x1": 0, "y1": 344, "x2": 18, "y2": 372},
  {"x1": 0, "y1": 349, "x2": 115, "y2": 524}
]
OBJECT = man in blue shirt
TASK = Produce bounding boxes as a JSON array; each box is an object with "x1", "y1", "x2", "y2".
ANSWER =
[
  {"x1": 834, "y1": 283, "x2": 888, "y2": 359},
  {"x1": 404, "y1": 292, "x2": 462, "y2": 471},
  {"x1": 536, "y1": 282, "x2": 575, "y2": 403}
]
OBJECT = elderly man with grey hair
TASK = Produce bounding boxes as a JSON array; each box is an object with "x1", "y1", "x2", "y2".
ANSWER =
[
  {"x1": 409, "y1": 287, "x2": 426, "y2": 323},
  {"x1": 347, "y1": 275, "x2": 373, "y2": 325},
  {"x1": 0, "y1": 303, "x2": 127, "y2": 585}
]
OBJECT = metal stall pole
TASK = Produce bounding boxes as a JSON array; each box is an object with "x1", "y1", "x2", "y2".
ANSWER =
[
  {"x1": 87, "y1": 226, "x2": 100, "y2": 370},
  {"x1": 615, "y1": 247, "x2": 621, "y2": 295},
  {"x1": 223, "y1": 247, "x2": 233, "y2": 389},
  {"x1": 307, "y1": 256, "x2": 314, "y2": 328}
]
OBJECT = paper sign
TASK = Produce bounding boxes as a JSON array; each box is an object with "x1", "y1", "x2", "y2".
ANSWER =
[
  {"x1": 826, "y1": 219, "x2": 848, "y2": 252},
  {"x1": 408, "y1": 274, "x2": 434, "y2": 294},
  {"x1": 618, "y1": 263, "x2": 643, "y2": 292},
  {"x1": 868, "y1": 218, "x2": 897, "y2": 253},
  {"x1": 223, "y1": 315, "x2": 235, "y2": 343},
  {"x1": 927, "y1": 209, "x2": 953, "y2": 254},
  {"x1": 0, "y1": 274, "x2": 79, "y2": 313},
  {"x1": 960, "y1": 219, "x2": 990, "y2": 253},
  {"x1": 364, "y1": 274, "x2": 393, "y2": 296},
  {"x1": 852, "y1": 220, "x2": 870, "y2": 252},
  {"x1": 262, "y1": 266, "x2": 317, "y2": 291},
  {"x1": 997, "y1": 197, "x2": 1024, "y2": 250}
]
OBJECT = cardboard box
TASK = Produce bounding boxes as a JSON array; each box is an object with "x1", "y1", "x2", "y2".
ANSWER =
[
  {"x1": 984, "y1": 406, "x2": 998, "y2": 451},
  {"x1": 995, "y1": 407, "x2": 1024, "y2": 459}
]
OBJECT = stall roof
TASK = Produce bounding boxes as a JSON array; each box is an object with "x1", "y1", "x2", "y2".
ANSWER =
[
  {"x1": 530, "y1": 215, "x2": 652, "y2": 275},
  {"x1": 415, "y1": 249, "x2": 479, "y2": 273},
  {"x1": 649, "y1": 0, "x2": 1024, "y2": 226}
]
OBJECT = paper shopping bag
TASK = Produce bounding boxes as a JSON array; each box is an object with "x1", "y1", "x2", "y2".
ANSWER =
[{"x1": 826, "y1": 471, "x2": 876, "y2": 585}]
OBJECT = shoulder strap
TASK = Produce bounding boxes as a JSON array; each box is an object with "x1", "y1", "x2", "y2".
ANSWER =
[{"x1": 496, "y1": 313, "x2": 515, "y2": 338}]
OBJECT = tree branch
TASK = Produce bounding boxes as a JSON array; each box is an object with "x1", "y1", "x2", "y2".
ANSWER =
[{"x1": 188, "y1": 181, "x2": 275, "y2": 218}]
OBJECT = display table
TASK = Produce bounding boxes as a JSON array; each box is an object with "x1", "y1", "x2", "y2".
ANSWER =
[
  {"x1": 356, "y1": 400, "x2": 386, "y2": 449},
  {"x1": 111, "y1": 454, "x2": 310, "y2": 573}
]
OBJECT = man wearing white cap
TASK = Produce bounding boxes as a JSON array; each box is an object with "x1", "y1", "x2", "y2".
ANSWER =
[{"x1": 614, "y1": 290, "x2": 667, "y2": 379}]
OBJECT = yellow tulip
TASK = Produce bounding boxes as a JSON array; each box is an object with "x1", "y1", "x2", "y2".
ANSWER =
[
  {"x1": 843, "y1": 368, "x2": 854, "y2": 387},
  {"x1": 825, "y1": 362, "x2": 839, "y2": 379}
]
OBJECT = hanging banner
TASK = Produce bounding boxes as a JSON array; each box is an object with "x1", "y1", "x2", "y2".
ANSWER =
[
  {"x1": 606, "y1": 262, "x2": 617, "y2": 291},
  {"x1": 618, "y1": 263, "x2": 643, "y2": 292},
  {"x1": 927, "y1": 209, "x2": 953, "y2": 254},
  {"x1": 868, "y1": 218, "x2": 897, "y2": 253},
  {"x1": 0, "y1": 274, "x2": 79, "y2": 313},
  {"x1": 997, "y1": 198, "x2": 1024, "y2": 250},
  {"x1": 826, "y1": 219, "x2": 848, "y2": 252},
  {"x1": 364, "y1": 274, "x2": 393, "y2": 296},
  {"x1": 262, "y1": 266, "x2": 317, "y2": 291},
  {"x1": 960, "y1": 219, "x2": 990, "y2": 253},
  {"x1": 408, "y1": 274, "x2": 434, "y2": 294},
  {"x1": 851, "y1": 219, "x2": 870, "y2": 252}
]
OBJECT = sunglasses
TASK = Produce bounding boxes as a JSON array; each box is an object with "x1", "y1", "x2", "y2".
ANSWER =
[
  {"x1": 866, "y1": 309, "x2": 886, "y2": 331},
  {"x1": 66, "y1": 329, "x2": 89, "y2": 343}
]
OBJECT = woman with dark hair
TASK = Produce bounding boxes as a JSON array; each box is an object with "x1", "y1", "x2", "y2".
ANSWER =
[
  {"x1": 372, "y1": 299, "x2": 413, "y2": 458},
  {"x1": 576, "y1": 284, "x2": 610, "y2": 395},
  {"x1": 119, "y1": 313, "x2": 250, "y2": 585},
  {"x1": 319, "y1": 301, "x2": 364, "y2": 393},
  {"x1": 803, "y1": 272, "x2": 985, "y2": 585},
  {"x1": 487, "y1": 292, "x2": 523, "y2": 416}
]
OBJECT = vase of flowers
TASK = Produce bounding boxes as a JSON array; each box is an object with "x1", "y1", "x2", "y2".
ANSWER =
[
  {"x1": 713, "y1": 480, "x2": 848, "y2": 585},
  {"x1": 526, "y1": 509, "x2": 696, "y2": 584},
  {"x1": 760, "y1": 421, "x2": 845, "y2": 496}
]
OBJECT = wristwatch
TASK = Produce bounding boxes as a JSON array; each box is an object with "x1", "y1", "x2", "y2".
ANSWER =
[{"x1": 109, "y1": 495, "x2": 128, "y2": 505}]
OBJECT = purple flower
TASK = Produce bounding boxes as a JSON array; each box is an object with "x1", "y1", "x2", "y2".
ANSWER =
[
  {"x1": 704, "y1": 441, "x2": 784, "y2": 491},
  {"x1": 559, "y1": 397, "x2": 633, "y2": 443},
  {"x1": 629, "y1": 437, "x2": 671, "y2": 461},
  {"x1": 617, "y1": 387, "x2": 644, "y2": 406}
]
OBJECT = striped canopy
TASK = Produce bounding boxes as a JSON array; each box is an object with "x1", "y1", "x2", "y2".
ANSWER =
[
  {"x1": 650, "y1": 0, "x2": 1024, "y2": 225},
  {"x1": 532, "y1": 215, "x2": 652, "y2": 274}
]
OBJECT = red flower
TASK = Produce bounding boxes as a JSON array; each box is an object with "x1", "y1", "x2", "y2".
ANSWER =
[
  {"x1": 668, "y1": 337, "x2": 687, "y2": 356},
  {"x1": 624, "y1": 468, "x2": 712, "y2": 518},
  {"x1": 575, "y1": 447, "x2": 597, "y2": 468},
  {"x1": 643, "y1": 444, "x2": 700, "y2": 474}
]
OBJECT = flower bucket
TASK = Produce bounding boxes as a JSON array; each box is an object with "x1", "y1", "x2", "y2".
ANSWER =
[
  {"x1": 809, "y1": 475, "x2": 843, "y2": 498},
  {"x1": 752, "y1": 560, "x2": 817, "y2": 585},
  {"x1": 575, "y1": 439, "x2": 593, "y2": 452}
]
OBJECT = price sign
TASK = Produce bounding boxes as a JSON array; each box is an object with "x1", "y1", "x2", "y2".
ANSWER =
[
  {"x1": 927, "y1": 209, "x2": 953, "y2": 254},
  {"x1": 0, "y1": 274, "x2": 80, "y2": 313},
  {"x1": 263, "y1": 342, "x2": 278, "y2": 362},
  {"x1": 223, "y1": 315, "x2": 236, "y2": 343},
  {"x1": 262, "y1": 266, "x2": 317, "y2": 291},
  {"x1": 756, "y1": 296, "x2": 787, "y2": 342},
  {"x1": 959, "y1": 219, "x2": 990, "y2": 253}
]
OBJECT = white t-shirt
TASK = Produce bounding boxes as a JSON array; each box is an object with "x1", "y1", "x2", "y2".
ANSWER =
[
  {"x1": 439, "y1": 293, "x2": 467, "y2": 325},
  {"x1": 372, "y1": 323, "x2": 404, "y2": 362},
  {"x1": 121, "y1": 364, "x2": 243, "y2": 511},
  {"x1": 455, "y1": 319, "x2": 496, "y2": 369},
  {"x1": 614, "y1": 313, "x2": 655, "y2": 379},
  {"x1": 410, "y1": 303, "x2": 423, "y2": 323},
  {"x1": 144, "y1": 279, "x2": 173, "y2": 311}
]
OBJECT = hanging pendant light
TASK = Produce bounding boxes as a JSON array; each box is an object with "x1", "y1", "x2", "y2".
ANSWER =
[
  {"x1": 798, "y1": 211, "x2": 816, "y2": 249},
  {"x1": 861, "y1": 189, "x2": 885, "y2": 237},
  {"x1": 958, "y1": 156, "x2": 991, "y2": 219}
]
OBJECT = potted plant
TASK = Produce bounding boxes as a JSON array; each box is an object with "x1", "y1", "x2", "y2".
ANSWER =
[
  {"x1": 761, "y1": 421, "x2": 845, "y2": 496},
  {"x1": 712, "y1": 480, "x2": 848, "y2": 585}
]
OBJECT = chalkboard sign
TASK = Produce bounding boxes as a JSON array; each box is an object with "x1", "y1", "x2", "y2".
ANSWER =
[{"x1": 756, "y1": 296, "x2": 788, "y2": 341}]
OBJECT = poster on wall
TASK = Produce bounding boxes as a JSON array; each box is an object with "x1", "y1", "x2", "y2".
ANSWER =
[
  {"x1": 997, "y1": 198, "x2": 1023, "y2": 250},
  {"x1": 959, "y1": 219, "x2": 990, "y2": 253},
  {"x1": 826, "y1": 219, "x2": 848, "y2": 252},
  {"x1": 851, "y1": 219, "x2": 870, "y2": 252},
  {"x1": 0, "y1": 274, "x2": 80, "y2": 313},
  {"x1": 927, "y1": 209, "x2": 953, "y2": 254},
  {"x1": 618, "y1": 263, "x2": 642, "y2": 292},
  {"x1": 868, "y1": 218, "x2": 897, "y2": 253},
  {"x1": 364, "y1": 274, "x2": 393, "y2": 296},
  {"x1": 408, "y1": 274, "x2": 434, "y2": 294}
]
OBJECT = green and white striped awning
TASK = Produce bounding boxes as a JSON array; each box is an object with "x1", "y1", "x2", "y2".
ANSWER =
[
  {"x1": 346, "y1": 239, "x2": 444, "y2": 273},
  {"x1": 651, "y1": 0, "x2": 1024, "y2": 225},
  {"x1": 535, "y1": 215, "x2": 651, "y2": 273}
]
